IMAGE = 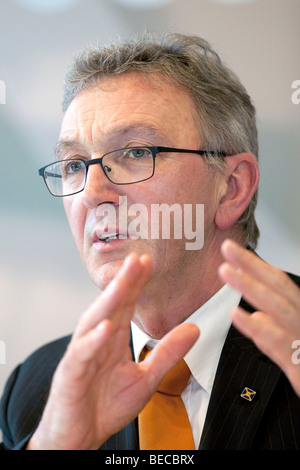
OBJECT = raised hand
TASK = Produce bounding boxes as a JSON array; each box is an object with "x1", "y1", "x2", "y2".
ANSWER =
[
  {"x1": 219, "y1": 239, "x2": 300, "y2": 397},
  {"x1": 27, "y1": 253, "x2": 199, "y2": 450}
]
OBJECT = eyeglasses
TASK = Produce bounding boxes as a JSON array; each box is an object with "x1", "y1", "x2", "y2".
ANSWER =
[{"x1": 38, "y1": 146, "x2": 228, "y2": 197}]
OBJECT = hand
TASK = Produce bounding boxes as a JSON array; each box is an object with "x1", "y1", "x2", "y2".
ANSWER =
[
  {"x1": 218, "y1": 239, "x2": 300, "y2": 397},
  {"x1": 27, "y1": 253, "x2": 199, "y2": 450}
]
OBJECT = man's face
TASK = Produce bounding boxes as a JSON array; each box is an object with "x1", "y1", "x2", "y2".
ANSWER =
[{"x1": 59, "y1": 74, "x2": 223, "y2": 319}]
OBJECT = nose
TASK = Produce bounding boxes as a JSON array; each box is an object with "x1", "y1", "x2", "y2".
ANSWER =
[{"x1": 82, "y1": 161, "x2": 121, "y2": 209}]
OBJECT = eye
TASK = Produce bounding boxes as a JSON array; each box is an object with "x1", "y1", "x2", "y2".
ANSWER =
[
  {"x1": 64, "y1": 159, "x2": 85, "y2": 175},
  {"x1": 124, "y1": 148, "x2": 151, "y2": 159}
]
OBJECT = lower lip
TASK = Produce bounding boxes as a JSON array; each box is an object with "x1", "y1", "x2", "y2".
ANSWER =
[{"x1": 93, "y1": 237, "x2": 129, "y2": 252}]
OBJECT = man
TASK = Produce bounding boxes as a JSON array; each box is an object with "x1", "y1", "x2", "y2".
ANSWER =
[{"x1": 1, "y1": 33, "x2": 299, "y2": 450}]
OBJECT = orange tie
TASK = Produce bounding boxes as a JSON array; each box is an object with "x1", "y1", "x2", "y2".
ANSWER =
[{"x1": 138, "y1": 349, "x2": 195, "y2": 450}]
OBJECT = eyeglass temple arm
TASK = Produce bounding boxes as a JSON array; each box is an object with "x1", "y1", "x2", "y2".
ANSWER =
[{"x1": 154, "y1": 147, "x2": 228, "y2": 157}]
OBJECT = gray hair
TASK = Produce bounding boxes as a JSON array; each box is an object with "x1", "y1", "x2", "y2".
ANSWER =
[{"x1": 62, "y1": 33, "x2": 259, "y2": 249}]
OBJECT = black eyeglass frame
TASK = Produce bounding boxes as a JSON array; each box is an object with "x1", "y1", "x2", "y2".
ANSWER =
[{"x1": 38, "y1": 146, "x2": 229, "y2": 197}]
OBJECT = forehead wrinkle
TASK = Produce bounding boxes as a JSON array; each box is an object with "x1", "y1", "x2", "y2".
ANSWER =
[
  {"x1": 102, "y1": 123, "x2": 170, "y2": 145},
  {"x1": 55, "y1": 123, "x2": 170, "y2": 158}
]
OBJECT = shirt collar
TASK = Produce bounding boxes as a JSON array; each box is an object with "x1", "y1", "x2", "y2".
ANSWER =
[{"x1": 131, "y1": 284, "x2": 241, "y2": 394}]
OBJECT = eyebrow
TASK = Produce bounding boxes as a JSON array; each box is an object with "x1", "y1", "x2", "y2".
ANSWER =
[
  {"x1": 54, "y1": 140, "x2": 81, "y2": 159},
  {"x1": 54, "y1": 124, "x2": 170, "y2": 159}
]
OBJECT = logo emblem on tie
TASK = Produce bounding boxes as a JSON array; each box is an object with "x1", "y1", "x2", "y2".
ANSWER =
[{"x1": 241, "y1": 387, "x2": 256, "y2": 401}]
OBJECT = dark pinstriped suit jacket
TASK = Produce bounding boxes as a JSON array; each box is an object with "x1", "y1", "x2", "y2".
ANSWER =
[{"x1": 1, "y1": 276, "x2": 300, "y2": 450}]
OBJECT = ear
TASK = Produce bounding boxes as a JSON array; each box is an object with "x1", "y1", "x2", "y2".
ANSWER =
[{"x1": 214, "y1": 153, "x2": 259, "y2": 231}]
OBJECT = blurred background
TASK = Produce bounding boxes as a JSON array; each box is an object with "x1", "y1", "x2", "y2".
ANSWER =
[{"x1": 0, "y1": 0, "x2": 299, "y2": 401}]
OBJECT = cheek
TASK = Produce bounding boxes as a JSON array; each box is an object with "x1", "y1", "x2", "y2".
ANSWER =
[
  {"x1": 63, "y1": 197, "x2": 87, "y2": 254},
  {"x1": 174, "y1": 168, "x2": 222, "y2": 233}
]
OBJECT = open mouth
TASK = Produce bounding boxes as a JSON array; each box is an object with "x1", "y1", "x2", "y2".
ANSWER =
[{"x1": 98, "y1": 233, "x2": 126, "y2": 242}]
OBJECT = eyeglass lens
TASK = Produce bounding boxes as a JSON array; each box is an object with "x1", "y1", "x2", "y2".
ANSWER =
[{"x1": 44, "y1": 147, "x2": 154, "y2": 196}]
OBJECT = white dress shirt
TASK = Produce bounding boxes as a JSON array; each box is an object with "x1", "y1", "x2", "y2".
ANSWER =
[{"x1": 131, "y1": 283, "x2": 241, "y2": 448}]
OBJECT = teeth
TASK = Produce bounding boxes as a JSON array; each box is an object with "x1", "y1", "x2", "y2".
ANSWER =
[{"x1": 100, "y1": 233, "x2": 119, "y2": 242}]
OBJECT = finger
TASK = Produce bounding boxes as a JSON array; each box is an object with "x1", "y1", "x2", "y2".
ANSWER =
[
  {"x1": 73, "y1": 254, "x2": 151, "y2": 339},
  {"x1": 230, "y1": 307, "x2": 299, "y2": 388},
  {"x1": 112, "y1": 254, "x2": 153, "y2": 334},
  {"x1": 140, "y1": 323, "x2": 200, "y2": 393},
  {"x1": 100, "y1": 253, "x2": 152, "y2": 333},
  {"x1": 220, "y1": 239, "x2": 300, "y2": 309},
  {"x1": 115, "y1": 254, "x2": 152, "y2": 313},
  {"x1": 98, "y1": 252, "x2": 145, "y2": 310},
  {"x1": 219, "y1": 261, "x2": 298, "y2": 331}
]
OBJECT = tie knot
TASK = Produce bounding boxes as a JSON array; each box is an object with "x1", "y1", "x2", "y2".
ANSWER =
[
  {"x1": 158, "y1": 359, "x2": 191, "y2": 395},
  {"x1": 140, "y1": 348, "x2": 190, "y2": 396}
]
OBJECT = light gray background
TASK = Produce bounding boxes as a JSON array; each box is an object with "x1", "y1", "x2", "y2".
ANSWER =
[{"x1": 0, "y1": 0, "x2": 299, "y2": 404}]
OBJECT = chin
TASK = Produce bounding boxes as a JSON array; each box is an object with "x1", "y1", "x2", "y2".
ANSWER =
[{"x1": 89, "y1": 258, "x2": 125, "y2": 291}]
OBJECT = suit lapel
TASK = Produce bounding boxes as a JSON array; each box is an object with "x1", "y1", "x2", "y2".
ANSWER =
[{"x1": 199, "y1": 297, "x2": 282, "y2": 450}]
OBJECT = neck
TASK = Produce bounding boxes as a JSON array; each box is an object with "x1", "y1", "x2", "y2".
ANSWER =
[
  {"x1": 133, "y1": 232, "x2": 245, "y2": 339},
  {"x1": 133, "y1": 276, "x2": 224, "y2": 339}
]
